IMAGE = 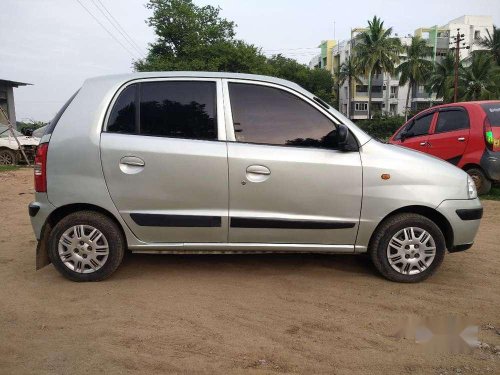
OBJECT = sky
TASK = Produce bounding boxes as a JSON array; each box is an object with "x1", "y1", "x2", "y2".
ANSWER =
[{"x1": 1, "y1": 0, "x2": 499, "y2": 121}]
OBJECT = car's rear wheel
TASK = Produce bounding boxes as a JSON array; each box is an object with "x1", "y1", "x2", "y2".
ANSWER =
[
  {"x1": 48, "y1": 211, "x2": 125, "y2": 281},
  {"x1": 0, "y1": 149, "x2": 17, "y2": 165},
  {"x1": 466, "y1": 167, "x2": 491, "y2": 195},
  {"x1": 369, "y1": 213, "x2": 446, "y2": 283}
]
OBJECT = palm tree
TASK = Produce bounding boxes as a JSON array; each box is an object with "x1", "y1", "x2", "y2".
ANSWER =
[
  {"x1": 478, "y1": 25, "x2": 500, "y2": 66},
  {"x1": 354, "y1": 16, "x2": 402, "y2": 119},
  {"x1": 455, "y1": 52, "x2": 500, "y2": 101},
  {"x1": 338, "y1": 56, "x2": 362, "y2": 119},
  {"x1": 396, "y1": 36, "x2": 434, "y2": 120},
  {"x1": 427, "y1": 52, "x2": 456, "y2": 102}
]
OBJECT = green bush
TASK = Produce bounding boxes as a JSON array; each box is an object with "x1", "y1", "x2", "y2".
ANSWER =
[{"x1": 354, "y1": 115, "x2": 406, "y2": 141}]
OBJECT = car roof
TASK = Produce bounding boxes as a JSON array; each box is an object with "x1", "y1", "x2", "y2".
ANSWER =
[{"x1": 84, "y1": 71, "x2": 305, "y2": 92}]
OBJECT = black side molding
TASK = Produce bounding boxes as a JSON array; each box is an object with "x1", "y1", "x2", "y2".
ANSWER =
[
  {"x1": 28, "y1": 203, "x2": 40, "y2": 217},
  {"x1": 230, "y1": 217, "x2": 356, "y2": 229},
  {"x1": 130, "y1": 213, "x2": 222, "y2": 227},
  {"x1": 455, "y1": 208, "x2": 483, "y2": 221}
]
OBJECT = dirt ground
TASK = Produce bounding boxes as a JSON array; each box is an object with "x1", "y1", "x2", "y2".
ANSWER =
[{"x1": 0, "y1": 168, "x2": 499, "y2": 375}]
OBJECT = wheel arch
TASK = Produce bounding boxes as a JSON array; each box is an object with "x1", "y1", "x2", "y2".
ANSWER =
[
  {"x1": 45, "y1": 203, "x2": 127, "y2": 244},
  {"x1": 369, "y1": 205, "x2": 454, "y2": 251}
]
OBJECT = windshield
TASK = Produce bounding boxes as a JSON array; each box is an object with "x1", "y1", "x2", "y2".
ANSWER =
[{"x1": 0, "y1": 125, "x2": 23, "y2": 138}]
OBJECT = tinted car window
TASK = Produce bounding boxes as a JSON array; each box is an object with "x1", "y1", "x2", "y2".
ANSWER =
[
  {"x1": 435, "y1": 109, "x2": 469, "y2": 133},
  {"x1": 407, "y1": 113, "x2": 433, "y2": 137},
  {"x1": 229, "y1": 83, "x2": 337, "y2": 148},
  {"x1": 108, "y1": 84, "x2": 137, "y2": 134},
  {"x1": 140, "y1": 81, "x2": 217, "y2": 140},
  {"x1": 481, "y1": 102, "x2": 500, "y2": 127}
]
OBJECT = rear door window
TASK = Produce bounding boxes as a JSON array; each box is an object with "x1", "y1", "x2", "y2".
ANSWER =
[
  {"x1": 481, "y1": 103, "x2": 500, "y2": 126},
  {"x1": 435, "y1": 109, "x2": 469, "y2": 133},
  {"x1": 107, "y1": 81, "x2": 217, "y2": 141}
]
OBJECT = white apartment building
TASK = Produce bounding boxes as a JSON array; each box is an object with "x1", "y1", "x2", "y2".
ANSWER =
[{"x1": 310, "y1": 15, "x2": 493, "y2": 120}]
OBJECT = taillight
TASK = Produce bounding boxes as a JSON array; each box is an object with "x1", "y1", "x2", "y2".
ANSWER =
[
  {"x1": 484, "y1": 116, "x2": 494, "y2": 151},
  {"x1": 34, "y1": 143, "x2": 48, "y2": 192}
]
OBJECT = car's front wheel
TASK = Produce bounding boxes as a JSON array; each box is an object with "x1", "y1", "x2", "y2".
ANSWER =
[
  {"x1": 369, "y1": 213, "x2": 446, "y2": 283},
  {"x1": 48, "y1": 211, "x2": 125, "y2": 281}
]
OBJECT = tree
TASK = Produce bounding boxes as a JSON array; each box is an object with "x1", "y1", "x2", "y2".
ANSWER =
[
  {"x1": 396, "y1": 36, "x2": 433, "y2": 120},
  {"x1": 338, "y1": 56, "x2": 361, "y2": 119},
  {"x1": 354, "y1": 16, "x2": 402, "y2": 119},
  {"x1": 478, "y1": 25, "x2": 500, "y2": 66},
  {"x1": 427, "y1": 52, "x2": 456, "y2": 102},
  {"x1": 135, "y1": 0, "x2": 269, "y2": 74},
  {"x1": 455, "y1": 52, "x2": 500, "y2": 101}
]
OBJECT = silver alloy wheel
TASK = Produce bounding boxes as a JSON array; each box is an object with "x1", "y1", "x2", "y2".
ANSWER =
[
  {"x1": 58, "y1": 225, "x2": 109, "y2": 273},
  {"x1": 0, "y1": 151, "x2": 14, "y2": 165},
  {"x1": 386, "y1": 227, "x2": 436, "y2": 275}
]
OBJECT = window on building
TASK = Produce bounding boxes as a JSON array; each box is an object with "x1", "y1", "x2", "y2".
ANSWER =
[
  {"x1": 474, "y1": 30, "x2": 481, "y2": 40},
  {"x1": 228, "y1": 83, "x2": 339, "y2": 149},
  {"x1": 356, "y1": 85, "x2": 368, "y2": 93},
  {"x1": 390, "y1": 86, "x2": 398, "y2": 98},
  {"x1": 390, "y1": 104, "x2": 397, "y2": 114},
  {"x1": 435, "y1": 109, "x2": 469, "y2": 133},
  {"x1": 355, "y1": 102, "x2": 368, "y2": 111}
]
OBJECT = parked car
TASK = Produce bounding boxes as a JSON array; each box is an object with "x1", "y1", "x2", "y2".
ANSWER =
[
  {"x1": 0, "y1": 124, "x2": 40, "y2": 165},
  {"x1": 389, "y1": 101, "x2": 500, "y2": 194},
  {"x1": 29, "y1": 72, "x2": 482, "y2": 283}
]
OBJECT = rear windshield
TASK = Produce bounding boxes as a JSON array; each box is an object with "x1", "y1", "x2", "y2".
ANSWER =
[
  {"x1": 481, "y1": 102, "x2": 500, "y2": 127},
  {"x1": 43, "y1": 90, "x2": 79, "y2": 137}
]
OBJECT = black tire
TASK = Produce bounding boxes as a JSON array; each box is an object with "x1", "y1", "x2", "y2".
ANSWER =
[
  {"x1": 369, "y1": 213, "x2": 446, "y2": 283},
  {"x1": 0, "y1": 149, "x2": 17, "y2": 165},
  {"x1": 48, "y1": 211, "x2": 125, "y2": 282},
  {"x1": 466, "y1": 168, "x2": 492, "y2": 195}
]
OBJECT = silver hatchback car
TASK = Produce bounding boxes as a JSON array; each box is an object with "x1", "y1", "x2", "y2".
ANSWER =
[{"x1": 29, "y1": 72, "x2": 483, "y2": 282}]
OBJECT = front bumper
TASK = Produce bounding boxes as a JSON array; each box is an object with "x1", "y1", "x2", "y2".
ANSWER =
[{"x1": 436, "y1": 198, "x2": 482, "y2": 251}]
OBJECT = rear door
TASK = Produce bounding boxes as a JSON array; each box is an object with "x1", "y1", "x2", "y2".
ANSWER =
[
  {"x1": 392, "y1": 112, "x2": 435, "y2": 153},
  {"x1": 101, "y1": 78, "x2": 229, "y2": 244},
  {"x1": 224, "y1": 80, "x2": 362, "y2": 248},
  {"x1": 426, "y1": 107, "x2": 470, "y2": 165}
]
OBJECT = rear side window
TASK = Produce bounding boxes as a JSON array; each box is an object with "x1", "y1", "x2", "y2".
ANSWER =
[
  {"x1": 107, "y1": 81, "x2": 217, "y2": 140},
  {"x1": 228, "y1": 83, "x2": 337, "y2": 148},
  {"x1": 435, "y1": 109, "x2": 469, "y2": 133},
  {"x1": 44, "y1": 90, "x2": 79, "y2": 136},
  {"x1": 481, "y1": 103, "x2": 500, "y2": 126},
  {"x1": 107, "y1": 85, "x2": 137, "y2": 134}
]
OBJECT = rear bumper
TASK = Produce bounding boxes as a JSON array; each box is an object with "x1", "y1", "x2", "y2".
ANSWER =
[
  {"x1": 436, "y1": 198, "x2": 482, "y2": 251},
  {"x1": 480, "y1": 150, "x2": 500, "y2": 181},
  {"x1": 29, "y1": 193, "x2": 56, "y2": 240}
]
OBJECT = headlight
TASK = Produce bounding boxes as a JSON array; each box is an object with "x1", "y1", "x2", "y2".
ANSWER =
[{"x1": 467, "y1": 175, "x2": 478, "y2": 199}]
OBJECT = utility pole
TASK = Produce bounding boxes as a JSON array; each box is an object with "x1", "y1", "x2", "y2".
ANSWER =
[{"x1": 449, "y1": 28, "x2": 470, "y2": 103}]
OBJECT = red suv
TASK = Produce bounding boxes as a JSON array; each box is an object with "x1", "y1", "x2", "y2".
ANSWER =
[{"x1": 389, "y1": 101, "x2": 500, "y2": 194}]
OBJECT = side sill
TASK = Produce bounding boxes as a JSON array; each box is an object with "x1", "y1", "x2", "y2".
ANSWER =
[{"x1": 129, "y1": 243, "x2": 355, "y2": 254}]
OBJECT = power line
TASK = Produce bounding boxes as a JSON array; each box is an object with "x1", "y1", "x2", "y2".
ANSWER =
[
  {"x1": 73, "y1": 0, "x2": 141, "y2": 60},
  {"x1": 90, "y1": 0, "x2": 146, "y2": 57}
]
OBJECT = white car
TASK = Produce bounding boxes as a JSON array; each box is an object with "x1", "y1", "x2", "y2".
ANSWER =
[{"x1": 0, "y1": 124, "x2": 40, "y2": 165}]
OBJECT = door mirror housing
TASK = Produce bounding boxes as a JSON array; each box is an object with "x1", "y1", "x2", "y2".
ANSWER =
[{"x1": 337, "y1": 124, "x2": 358, "y2": 151}]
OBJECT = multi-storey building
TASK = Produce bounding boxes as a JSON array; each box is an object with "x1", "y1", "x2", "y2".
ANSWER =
[{"x1": 310, "y1": 15, "x2": 493, "y2": 120}]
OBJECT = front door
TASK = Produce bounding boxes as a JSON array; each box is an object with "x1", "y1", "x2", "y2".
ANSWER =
[
  {"x1": 426, "y1": 107, "x2": 470, "y2": 165},
  {"x1": 101, "y1": 79, "x2": 229, "y2": 243},
  {"x1": 224, "y1": 81, "x2": 362, "y2": 247},
  {"x1": 392, "y1": 111, "x2": 435, "y2": 154}
]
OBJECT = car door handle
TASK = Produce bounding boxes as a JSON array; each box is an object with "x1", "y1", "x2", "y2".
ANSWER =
[
  {"x1": 419, "y1": 142, "x2": 428, "y2": 146},
  {"x1": 120, "y1": 156, "x2": 145, "y2": 167},
  {"x1": 119, "y1": 156, "x2": 145, "y2": 174},
  {"x1": 245, "y1": 165, "x2": 271, "y2": 183},
  {"x1": 246, "y1": 165, "x2": 270, "y2": 175},
  {"x1": 458, "y1": 137, "x2": 466, "y2": 142}
]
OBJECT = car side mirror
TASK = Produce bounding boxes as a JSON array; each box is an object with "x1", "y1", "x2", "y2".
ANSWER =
[{"x1": 337, "y1": 124, "x2": 357, "y2": 151}]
